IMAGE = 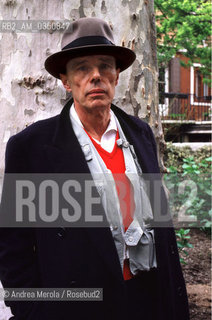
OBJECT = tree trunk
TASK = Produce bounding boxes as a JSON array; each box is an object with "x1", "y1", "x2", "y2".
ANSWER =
[{"x1": 0, "y1": 1, "x2": 165, "y2": 317}]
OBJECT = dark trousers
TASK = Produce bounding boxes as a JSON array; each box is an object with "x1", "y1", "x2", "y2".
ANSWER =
[{"x1": 124, "y1": 269, "x2": 158, "y2": 320}]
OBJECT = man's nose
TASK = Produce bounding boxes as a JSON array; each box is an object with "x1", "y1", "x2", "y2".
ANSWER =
[{"x1": 91, "y1": 67, "x2": 101, "y2": 82}]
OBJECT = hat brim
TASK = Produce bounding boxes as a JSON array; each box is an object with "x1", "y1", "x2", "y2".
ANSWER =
[{"x1": 44, "y1": 45, "x2": 136, "y2": 79}]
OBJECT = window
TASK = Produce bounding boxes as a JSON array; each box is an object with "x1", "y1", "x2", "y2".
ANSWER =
[
  {"x1": 203, "y1": 82, "x2": 209, "y2": 97},
  {"x1": 195, "y1": 70, "x2": 202, "y2": 97},
  {"x1": 158, "y1": 67, "x2": 165, "y2": 104}
]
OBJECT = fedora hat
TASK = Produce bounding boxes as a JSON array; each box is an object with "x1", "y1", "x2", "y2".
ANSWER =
[{"x1": 45, "y1": 17, "x2": 136, "y2": 79}]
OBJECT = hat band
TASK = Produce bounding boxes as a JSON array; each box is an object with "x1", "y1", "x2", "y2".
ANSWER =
[{"x1": 62, "y1": 35, "x2": 114, "y2": 50}]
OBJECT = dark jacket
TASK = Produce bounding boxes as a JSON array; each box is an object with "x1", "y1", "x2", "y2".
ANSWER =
[{"x1": 0, "y1": 99, "x2": 189, "y2": 320}]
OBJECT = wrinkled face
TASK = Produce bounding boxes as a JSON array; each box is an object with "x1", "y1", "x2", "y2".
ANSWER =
[{"x1": 60, "y1": 55, "x2": 120, "y2": 112}]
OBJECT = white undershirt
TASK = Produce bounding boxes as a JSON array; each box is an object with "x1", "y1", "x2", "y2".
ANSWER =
[{"x1": 70, "y1": 104, "x2": 117, "y2": 153}]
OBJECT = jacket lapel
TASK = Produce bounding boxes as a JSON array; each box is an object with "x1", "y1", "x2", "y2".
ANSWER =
[
  {"x1": 111, "y1": 104, "x2": 160, "y2": 174},
  {"x1": 44, "y1": 99, "x2": 90, "y2": 174}
]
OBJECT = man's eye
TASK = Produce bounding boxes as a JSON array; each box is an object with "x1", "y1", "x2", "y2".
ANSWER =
[
  {"x1": 78, "y1": 65, "x2": 88, "y2": 71},
  {"x1": 101, "y1": 64, "x2": 110, "y2": 69}
]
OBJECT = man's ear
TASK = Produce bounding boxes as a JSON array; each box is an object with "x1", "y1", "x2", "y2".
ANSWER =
[
  {"x1": 115, "y1": 68, "x2": 120, "y2": 86},
  {"x1": 60, "y1": 73, "x2": 72, "y2": 92}
]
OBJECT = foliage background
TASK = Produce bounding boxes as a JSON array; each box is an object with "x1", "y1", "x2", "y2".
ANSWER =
[
  {"x1": 164, "y1": 143, "x2": 211, "y2": 170},
  {"x1": 155, "y1": 0, "x2": 211, "y2": 84}
]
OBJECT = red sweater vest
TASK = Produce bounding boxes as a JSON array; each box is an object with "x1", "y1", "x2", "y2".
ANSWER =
[{"x1": 86, "y1": 131, "x2": 134, "y2": 280}]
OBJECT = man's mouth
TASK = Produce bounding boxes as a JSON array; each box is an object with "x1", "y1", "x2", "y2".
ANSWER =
[{"x1": 87, "y1": 89, "x2": 106, "y2": 95}]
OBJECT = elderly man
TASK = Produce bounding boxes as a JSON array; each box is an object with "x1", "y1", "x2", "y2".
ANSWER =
[{"x1": 0, "y1": 17, "x2": 189, "y2": 320}]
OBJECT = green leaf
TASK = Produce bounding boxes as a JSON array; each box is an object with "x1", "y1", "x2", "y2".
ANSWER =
[
  {"x1": 187, "y1": 243, "x2": 193, "y2": 248},
  {"x1": 205, "y1": 190, "x2": 212, "y2": 196}
]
